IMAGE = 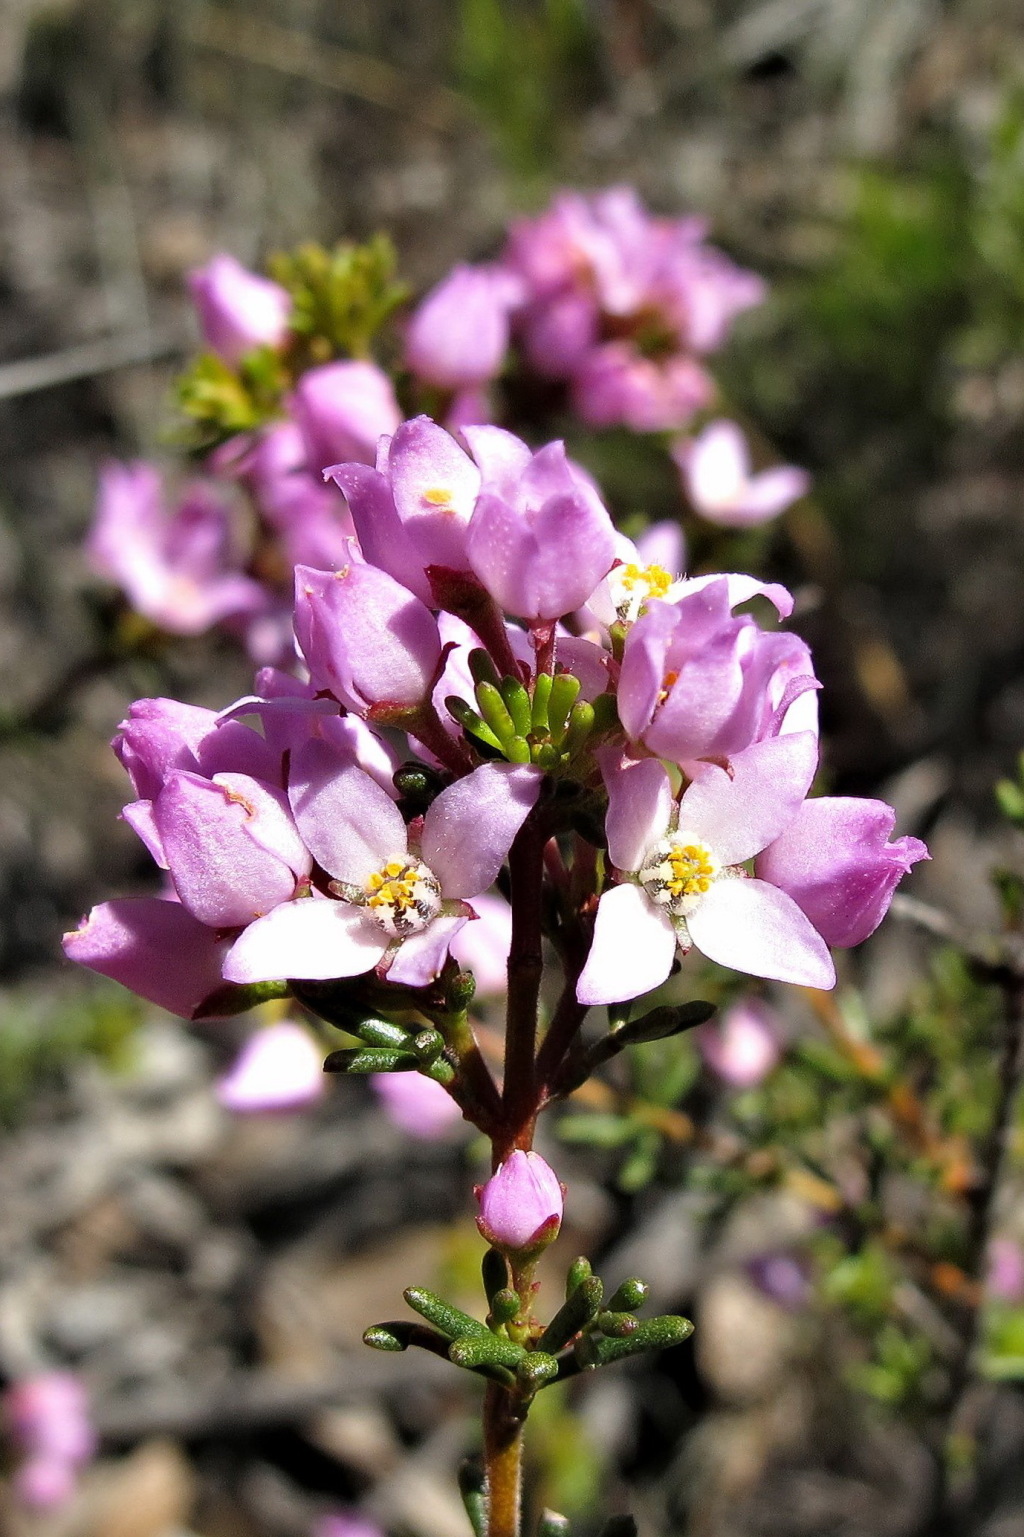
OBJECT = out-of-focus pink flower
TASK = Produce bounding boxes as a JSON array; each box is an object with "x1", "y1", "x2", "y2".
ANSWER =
[
  {"x1": 698, "y1": 999, "x2": 781, "y2": 1088},
  {"x1": 187, "y1": 254, "x2": 291, "y2": 365},
  {"x1": 672, "y1": 421, "x2": 810, "y2": 528},
  {"x1": 405, "y1": 263, "x2": 519, "y2": 390},
  {"x1": 746, "y1": 1251, "x2": 812, "y2": 1310},
  {"x1": 754, "y1": 798, "x2": 929, "y2": 948},
  {"x1": 371, "y1": 1072, "x2": 463, "y2": 1139},
  {"x1": 312, "y1": 1514, "x2": 387, "y2": 1537},
  {"x1": 477, "y1": 1150, "x2": 563, "y2": 1255},
  {"x1": 290, "y1": 361, "x2": 402, "y2": 474},
  {"x1": 216, "y1": 1023, "x2": 325, "y2": 1113},
  {"x1": 246, "y1": 423, "x2": 356, "y2": 570},
  {"x1": 63, "y1": 899, "x2": 232, "y2": 1019},
  {"x1": 5, "y1": 1372, "x2": 96, "y2": 1510},
  {"x1": 987, "y1": 1237, "x2": 1024, "y2": 1303},
  {"x1": 572, "y1": 345, "x2": 712, "y2": 432},
  {"x1": 87, "y1": 463, "x2": 266, "y2": 636}
]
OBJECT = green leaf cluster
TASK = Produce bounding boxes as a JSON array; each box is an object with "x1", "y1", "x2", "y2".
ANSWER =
[{"x1": 268, "y1": 236, "x2": 408, "y2": 362}]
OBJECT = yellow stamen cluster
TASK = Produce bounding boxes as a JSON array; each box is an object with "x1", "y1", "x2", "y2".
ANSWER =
[
  {"x1": 611, "y1": 562, "x2": 675, "y2": 623},
  {"x1": 363, "y1": 858, "x2": 442, "y2": 937},
  {"x1": 639, "y1": 835, "x2": 720, "y2": 919}
]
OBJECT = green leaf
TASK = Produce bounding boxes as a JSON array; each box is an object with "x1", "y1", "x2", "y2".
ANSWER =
[
  {"x1": 449, "y1": 1334, "x2": 526, "y2": 1370},
  {"x1": 606, "y1": 1278, "x2": 649, "y2": 1313},
  {"x1": 538, "y1": 1275, "x2": 604, "y2": 1354},
  {"x1": 363, "y1": 1320, "x2": 451, "y2": 1358},
  {"x1": 482, "y1": 1247, "x2": 510, "y2": 1304},
  {"x1": 517, "y1": 1351, "x2": 560, "y2": 1389},
  {"x1": 537, "y1": 1513, "x2": 572, "y2": 1537},
  {"x1": 323, "y1": 1046, "x2": 418, "y2": 1074},
  {"x1": 404, "y1": 1286, "x2": 489, "y2": 1340},
  {"x1": 268, "y1": 235, "x2": 408, "y2": 359},
  {"x1": 191, "y1": 978, "x2": 291, "y2": 1020},
  {"x1": 575, "y1": 1314, "x2": 693, "y2": 1367},
  {"x1": 459, "y1": 1460, "x2": 487, "y2": 1537}
]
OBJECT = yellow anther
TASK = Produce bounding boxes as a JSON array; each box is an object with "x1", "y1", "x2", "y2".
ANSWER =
[
  {"x1": 620, "y1": 562, "x2": 673, "y2": 599},
  {"x1": 422, "y1": 486, "x2": 453, "y2": 507}
]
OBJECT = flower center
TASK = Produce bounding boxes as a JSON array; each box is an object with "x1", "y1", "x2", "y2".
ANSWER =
[
  {"x1": 609, "y1": 561, "x2": 674, "y2": 623},
  {"x1": 363, "y1": 857, "x2": 442, "y2": 937},
  {"x1": 639, "y1": 834, "x2": 719, "y2": 918}
]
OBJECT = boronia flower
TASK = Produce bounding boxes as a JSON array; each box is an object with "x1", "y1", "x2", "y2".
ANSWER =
[
  {"x1": 576, "y1": 735, "x2": 835, "y2": 1006},
  {"x1": 223, "y1": 745, "x2": 541, "y2": 987}
]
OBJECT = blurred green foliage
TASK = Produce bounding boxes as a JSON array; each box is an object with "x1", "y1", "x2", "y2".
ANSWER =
[
  {"x1": 0, "y1": 981, "x2": 141, "y2": 1125},
  {"x1": 455, "y1": 0, "x2": 599, "y2": 187}
]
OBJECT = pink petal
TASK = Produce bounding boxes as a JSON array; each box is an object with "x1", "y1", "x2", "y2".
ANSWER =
[
  {"x1": 223, "y1": 897, "x2": 388, "y2": 982},
  {"x1": 686, "y1": 878, "x2": 835, "y2": 988},
  {"x1": 421, "y1": 763, "x2": 542, "y2": 897},
  {"x1": 462, "y1": 424, "x2": 533, "y2": 498},
  {"x1": 385, "y1": 914, "x2": 469, "y2": 986},
  {"x1": 289, "y1": 742, "x2": 408, "y2": 883},
  {"x1": 717, "y1": 466, "x2": 810, "y2": 526},
  {"x1": 679, "y1": 733, "x2": 819, "y2": 866},
  {"x1": 603, "y1": 755, "x2": 674, "y2": 872},
  {"x1": 63, "y1": 898, "x2": 230, "y2": 1018},
  {"x1": 576, "y1": 883, "x2": 678, "y2": 1006},
  {"x1": 388, "y1": 416, "x2": 481, "y2": 569},
  {"x1": 449, "y1": 892, "x2": 512, "y2": 994},
  {"x1": 676, "y1": 571, "x2": 794, "y2": 619},
  {"x1": 371, "y1": 1073, "x2": 463, "y2": 1139}
]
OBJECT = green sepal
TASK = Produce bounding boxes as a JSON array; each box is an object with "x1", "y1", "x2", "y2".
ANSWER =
[
  {"x1": 459, "y1": 1460, "x2": 487, "y2": 1537},
  {"x1": 606, "y1": 1278, "x2": 650, "y2": 1313},
  {"x1": 506, "y1": 734, "x2": 532, "y2": 764},
  {"x1": 547, "y1": 673, "x2": 581, "y2": 740},
  {"x1": 191, "y1": 978, "x2": 291, "y2": 1020},
  {"x1": 449, "y1": 1333, "x2": 526, "y2": 1370},
  {"x1": 489, "y1": 1288, "x2": 521, "y2": 1326},
  {"x1": 363, "y1": 1320, "x2": 451, "y2": 1359},
  {"x1": 565, "y1": 1257, "x2": 593, "y2": 1298},
  {"x1": 534, "y1": 743, "x2": 562, "y2": 772},
  {"x1": 612, "y1": 1001, "x2": 716, "y2": 1045},
  {"x1": 596, "y1": 1311, "x2": 641, "y2": 1339},
  {"x1": 323, "y1": 1046, "x2": 418, "y2": 1074},
  {"x1": 482, "y1": 1247, "x2": 510, "y2": 1305},
  {"x1": 538, "y1": 1275, "x2": 604, "y2": 1354},
  {"x1": 589, "y1": 691, "x2": 620, "y2": 737},
  {"x1": 531, "y1": 672, "x2": 553, "y2": 734},
  {"x1": 517, "y1": 1351, "x2": 559, "y2": 1389},
  {"x1": 563, "y1": 700, "x2": 595, "y2": 758},
  {"x1": 404, "y1": 1286, "x2": 488, "y2": 1340},
  {"x1": 468, "y1": 649, "x2": 502, "y2": 690},
  {"x1": 575, "y1": 1314, "x2": 693, "y2": 1367},
  {"x1": 475, "y1": 681, "x2": 516, "y2": 743},
  {"x1": 500, "y1": 677, "x2": 533, "y2": 738},
  {"x1": 537, "y1": 1513, "x2": 572, "y2": 1537}
]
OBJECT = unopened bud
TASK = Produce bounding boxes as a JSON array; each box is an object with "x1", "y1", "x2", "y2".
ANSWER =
[{"x1": 476, "y1": 1150, "x2": 563, "y2": 1257}]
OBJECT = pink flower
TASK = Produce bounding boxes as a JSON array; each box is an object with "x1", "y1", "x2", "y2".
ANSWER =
[
  {"x1": 87, "y1": 463, "x2": 266, "y2": 636},
  {"x1": 312, "y1": 1515, "x2": 386, "y2": 1537},
  {"x1": 754, "y1": 798, "x2": 929, "y2": 948},
  {"x1": 216, "y1": 1023, "x2": 325, "y2": 1113},
  {"x1": 405, "y1": 263, "x2": 519, "y2": 389},
  {"x1": 223, "y1": 750, "x2": 541, "y2": 987},
  {"x1": 290, "y1": 361, "x2": 402, "y2": 474},
  {"x1": 617, "y1": 576, "x2": 812, "y2": 765},
  {"x1": 63, "y1": 898, "x2": 232, "y2": 1018},
  {"x1": 294, "y1": 560, "x2": 443, "y2": 716},
  {"x1": 576, "y1": 736, "x2": 835, "y2": 1006},
  {"x1": 571, "y1": 344, "x2": 713, "y2": 432},
  {"x1": 5, "y1": 1372, "x2": 96, "y2": 1510},
  {"x1": 246, "y1": 423, "x2": 356, "y2": 570},
  {"x1": 463, "y1": 429, "x2": 617, "y2": 622},
  {"x1": 371, "y1": 1073, "x2": 463, "y2": 1139},
  {"x1": 673, "y1": 421, "x2": 810, "y2": 528},
  {"x1": 697, "y1": 999, "x2": 781, "y2": 1087},
  {"x1": 477, "y1": 1150, "x2": 563, "y2": 1255},
  {"x1": 187, "y1": 254, "x2": 291, "y2": 365}
]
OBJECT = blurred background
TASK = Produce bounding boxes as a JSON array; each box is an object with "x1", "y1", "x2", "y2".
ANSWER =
[{"x1": 3, "y1": 1, "x2": 1024, "y2": 1534}]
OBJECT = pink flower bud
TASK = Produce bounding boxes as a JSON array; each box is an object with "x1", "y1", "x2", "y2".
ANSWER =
[
  {"x1": 477, "y1": 1150, "x2": 563, "y2": 1255},
  {"x1": 187, "y1": 254, "x2": 291, "y2": 365}
]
